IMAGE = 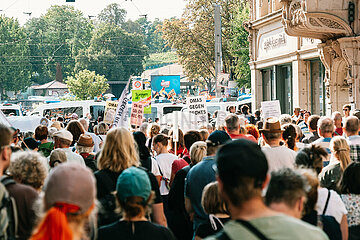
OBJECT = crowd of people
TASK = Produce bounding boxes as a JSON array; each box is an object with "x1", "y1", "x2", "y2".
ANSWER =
[{"x1": 1, "y1": 103, "x2": 360, "y2": 240}]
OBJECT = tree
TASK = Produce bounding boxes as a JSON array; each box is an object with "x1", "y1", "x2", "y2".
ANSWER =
[
  {"x1": 230, "y1": 5, "x2": 251, "y2": 87},
  {"x1": 137, "y1": 18, "x2": 169, "y2": 54},
  {"x1": 25, "y1": 5, "x2": 93, "y2": 84},
  {"x1": 159, "y1": 0, "x2": 250, "y2": 89},
  {"x1": 75, "y1": 24, "x2": 148, "y2": 83},
  {"x1": 66, "y1": 69, "x2": 109, "y2": 100},
  {"x1": 98, "y1": 3, "x2": 126, "y2": 27},
  {"x1": 0, "y1": 15, "x2": 31, "y2": 99}
]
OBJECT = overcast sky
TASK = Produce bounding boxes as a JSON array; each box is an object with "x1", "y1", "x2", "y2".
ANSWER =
[{"x1": 0, "y1": 0, "x2": 187, "y2": 24}]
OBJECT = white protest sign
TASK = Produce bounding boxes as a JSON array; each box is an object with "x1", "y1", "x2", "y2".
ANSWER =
[
  {"x1": 113, "y1": 80, "x2": 130, "y2": 128},
  {"x1": 104, "y1": 101, "x2": 118, "y2": 124},
  {"x1": 216, "y1": 110, "x2": 227, "y2": 127},
  {"x1": 186, "y1": 96, "x2": 208, "y2": 123},
  {"x1": 0, "y1": 111, "x2": 12, "y2": 127},
  {"x1": 172, "y1": 111, "x2": 179, "y2": 142},
  {"x1": 261, "y1": 100, "x2": 281, "y2": 120},
  {"x1": 130, "y1": 102, "x2": 144, "y2": 126}
]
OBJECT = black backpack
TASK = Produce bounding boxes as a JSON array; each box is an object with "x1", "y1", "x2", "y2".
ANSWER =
[{"x1": 0, "y1": 176, "x2": 18, "y2": 240}]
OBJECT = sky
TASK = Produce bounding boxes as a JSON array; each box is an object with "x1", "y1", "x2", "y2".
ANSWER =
[{"x1": 0, "y1": 0, "x2": 187, "y2": 25}]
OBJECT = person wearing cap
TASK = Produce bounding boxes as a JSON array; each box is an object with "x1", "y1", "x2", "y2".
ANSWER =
[
  {"x1": 30, "y1": 163, "x2": 96, "y2": 240},
  {"x1": 95, "y1": 127, "x2": 166, "y2": 228},
  {"x1": 205, "y1": 139, "x2": 328, "y2": 240},
  {"x1": 75, "y1": 134, "x2": 97, "y2": 172},
  {"x1": 98, "y1": 167, "x2": 176, "y2": 240},
  {"x1": 185, "y1": 130, "x2": 231, "y2": 234},
  {"x1": 52, "y1": 129, "x2": 85, "y2": 167},
  {"x1": 224, "y1": 114, "x2": 256, "y2": 142},
  {"x1": 260, "y1": 117, "x2": 296, "y2": 174},
  {"x1": 79, "y1": 118, "x2": 101, "y2": 153},
  {"x1": 49, "y1": 148, "x2": 67, "y2": 169}
]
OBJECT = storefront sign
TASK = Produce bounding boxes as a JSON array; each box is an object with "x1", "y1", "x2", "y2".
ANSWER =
[{"x1": 263, "y1": 33, "x2": 287, "y2": 51}]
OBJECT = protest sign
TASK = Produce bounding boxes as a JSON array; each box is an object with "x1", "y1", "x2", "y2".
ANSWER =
[
  {"x1": 104, "y1": 101, "x2": 118, "y2": 124},
  {"x1": 186, "y1": 96, "x2": 208, "y2": 123},
  {"x1": 0, "y1": 111, "x2": 11, "y2": 127},
  {"x1": 261, "y1": 100, "x2": 281, "y2": 120},
  {"x1": 132, "y1": 90, "x2": 151, "y2": 114},
  {"x1": 113, "y1": 80, "x2": 130, "y2": 128},
  {"x1": 216, "y1": 110, "x2": 227, "y2": 127},
  {"x1": 130, "y1": 102, "x2": 144, "y2": 126}
]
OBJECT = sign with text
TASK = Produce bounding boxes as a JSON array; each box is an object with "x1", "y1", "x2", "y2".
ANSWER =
[
  {"x1": 132, "y1": 90, "x2": 151, "y2": 114},
  {"x1": 104, "y1": 101, "x2": 118, "y2": 124},
  {"x1": 130, "y1": 102, "x2": 144, "y2": 126},
  {"x1": 261, "y1": 100, "x2": 281, "y2": 120},
  {"x1": 216, "y1": 110, "x2": 227, "y2": 127},
  {"x1": 186, "y1": 96, "x2": 208, "y2": 123}
]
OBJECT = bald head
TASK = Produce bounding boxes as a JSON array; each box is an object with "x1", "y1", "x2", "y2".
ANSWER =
[
  {"x1": 345, "y1": 116, "x2": 359, "y2": 136},
  {"x1": 79, "y1": 118, "x2": 89, "y2": 132}
]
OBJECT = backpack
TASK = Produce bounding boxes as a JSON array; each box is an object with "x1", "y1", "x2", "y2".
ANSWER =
[{"x1": 0, "y1": 176, "x2": 18, "y2": 240}]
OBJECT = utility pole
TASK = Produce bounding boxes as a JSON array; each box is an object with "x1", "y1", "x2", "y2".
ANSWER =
[{"x1": 214, "y1": 4, "x2": 222, "y2": 98}]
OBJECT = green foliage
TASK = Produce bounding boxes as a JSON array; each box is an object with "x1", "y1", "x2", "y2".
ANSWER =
[
  {"x1": 160, "y1": 0, "x2": 250, "y2": 89},
  {"x1": 25, "y1": 5, "x2": 93, "y2": 84},
  {"x1": 0, "y1": 15, "x2": 31, "y2": 98},
  {"x1": 75, "y1": 23, "x2": 148, "y2": 82},
  {"x1": 66, "y1": 69, "x2": 109, "y2": 100},
  {"x1": 136, "y1": 18, "x2": 170, "y2": 53},
  {"x1": 97, "y1": 3, "x2": 127, "y2": 27},
  {"x1": 230, "y1": 5, "x2": 251, "y2": 88},
  {"x1": 144, "y1": 51, "x2": 178, "y2": 68}
]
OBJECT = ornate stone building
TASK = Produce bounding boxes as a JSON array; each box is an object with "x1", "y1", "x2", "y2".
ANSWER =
[{"x1": 247, "y1": 0, "x2": 359, "y2": 115}]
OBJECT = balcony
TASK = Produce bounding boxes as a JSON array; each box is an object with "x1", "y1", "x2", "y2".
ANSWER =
[{"x1": 280, "y1": 0, "x2": 353, "y2": 41}]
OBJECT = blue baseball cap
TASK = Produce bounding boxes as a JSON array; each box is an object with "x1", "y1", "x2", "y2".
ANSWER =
[
  {"x1": 206, "y1": 130, "x2": 231, "y2": 147},
  {"x1": 116, "y1": 167, "x2": 151, "y2": 203}
]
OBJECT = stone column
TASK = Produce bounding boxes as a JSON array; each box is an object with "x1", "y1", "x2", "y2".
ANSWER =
[
  {"x1": 338, "y1": 36, "x2": 360, "y2": 110},
  {"x1": 250, "y1": 63, "x2": 262, "y2": 113},
  {"x1": 291, "y1": 58, "x2": 308, "y2": 109}
]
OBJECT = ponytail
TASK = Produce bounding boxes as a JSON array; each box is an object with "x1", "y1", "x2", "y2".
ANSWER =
[
  {"x1": 153, "y1": 134, "x2": 170, "y2": 147},
  {"x1": 31, "y1": 203, "x2": 93, "y2": 240}
]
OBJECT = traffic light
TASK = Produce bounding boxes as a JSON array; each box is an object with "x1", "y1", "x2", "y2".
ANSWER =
[{"x1": 349, "y1": 2, "x2": 355, "y2": 23}]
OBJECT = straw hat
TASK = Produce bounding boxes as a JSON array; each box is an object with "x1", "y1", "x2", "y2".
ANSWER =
[{"x1": 259, "y1": 117, "x2": 284, "y2": 133}]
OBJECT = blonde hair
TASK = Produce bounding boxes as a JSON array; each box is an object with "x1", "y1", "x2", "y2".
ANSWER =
[
  {"x1": 330, "y1": 136, "x2": 352, "y2": 171},
  {"x1": 190, "y1": 141, "x2": 207, "y2": 165},
  {"x1": 98, "y1": 127, "x2": 140, "y2": 172}
]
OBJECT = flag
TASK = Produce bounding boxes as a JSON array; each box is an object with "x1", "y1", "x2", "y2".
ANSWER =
[
  {"x1": 186, "y1": 90, "x2": 190, "y2": 97},
  {"x1": 200, "y1": 89, "x2": 208, "y2": 96},
  {"x1": 167, "y1": 89, "x2": 176, "y2": 100},
  {"x1": 159, "y1": 87, "x2": 168, "y2": 98},
  {"x1": 153, "y1": 91, "x2": 159, "y2": 99},
  {"x1": 112, "y1": 79, "x2": 130, "y2": 128}
]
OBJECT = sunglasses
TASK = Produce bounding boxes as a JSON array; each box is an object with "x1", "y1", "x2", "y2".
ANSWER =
[{"x1": 343, "y1": 109, "x2": 349, "y2": 111}]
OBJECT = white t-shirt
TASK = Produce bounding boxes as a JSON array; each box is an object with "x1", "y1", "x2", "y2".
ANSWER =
[
  {"x1": 151, "y1": 157, "x2": 161, "y2": 177},
  {"x1": 316, "y1": 188, "x2": 348, "y2": 223},
  {"x1": 155, "y1": 153, "x2": 178, "y2": 195},
  {"x1": 261, "y1": 145, "x2": 296, "y2": 173}
]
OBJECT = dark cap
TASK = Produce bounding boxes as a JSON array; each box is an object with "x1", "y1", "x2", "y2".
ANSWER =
[
  {"x1": 216, "y1": 139, "x2": 268, "y2": 187},
  {"x1": 206, "y1": 130, "x2": 231, "y2": 147}
]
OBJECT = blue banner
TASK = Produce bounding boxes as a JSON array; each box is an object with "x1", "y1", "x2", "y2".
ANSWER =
[{"x1": 151, "y1": 75, "x2": 180, "y2": 97}]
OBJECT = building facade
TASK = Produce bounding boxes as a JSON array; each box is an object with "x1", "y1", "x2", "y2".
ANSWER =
[{"x1": 247, "y1": 0, "x2": 359, "y2": 115}]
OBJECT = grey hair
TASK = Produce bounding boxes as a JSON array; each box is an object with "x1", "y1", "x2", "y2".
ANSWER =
[
  {"x1": 331, "y1": 111, "x2": 342, "y2": 121},
  {"x1": 279, "y1": 114, "x2": 292, "y2": 125},
  {"x1": 75, "y1": 144, "x2": 94, "y2": 154},
  {"x1": 318, "y1": 117, "x2": 334, "y2": 133}
]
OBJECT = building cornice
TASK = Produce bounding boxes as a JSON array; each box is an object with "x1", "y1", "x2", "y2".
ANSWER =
[{"x1": 250, "y1": 10, "x2": 283, "y2": 29}]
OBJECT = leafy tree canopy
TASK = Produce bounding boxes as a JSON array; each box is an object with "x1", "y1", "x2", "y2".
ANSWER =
[
  {"x1": 66, "y1": 69, "x2": 109, "y2": 100},
  {"x1": 25, "y1": 5, "x2": 93, "y2": 84},
  {"x1": 160, "y1": 0, "x2": 250, "y2": 89},
  {"x1": 0, "y1": 15, "x2": 31, "y2": 98},
  {"x1": 75, "y1": 23, "x2": 148, "y2": 83}
]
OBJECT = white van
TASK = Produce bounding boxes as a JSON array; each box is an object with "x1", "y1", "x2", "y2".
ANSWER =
[
  {"x1": 0, "y1": 103, "x2": 23, "y2": 116},
  {"x1": 30, "y1": 100, "x2": 106, "y2": 120}
]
